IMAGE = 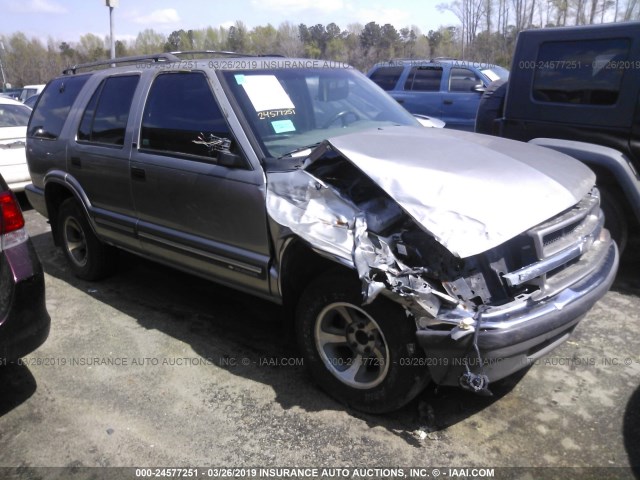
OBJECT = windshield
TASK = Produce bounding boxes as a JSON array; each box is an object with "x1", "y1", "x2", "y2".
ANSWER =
[
  {"x1": 222, "y1": 68, "x2": 419, "y2": 158},
  {"x1": 481, "y1": 66, "x2": 510, "y2": 83}
]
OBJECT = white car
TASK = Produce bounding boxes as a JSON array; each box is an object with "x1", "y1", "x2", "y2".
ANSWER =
[
  {"x1": 0, "y1": 96, "x2": 32, "y2": 192},
  {"x1": 19, "y1": 84, "x2": 45, "y2": 102}
]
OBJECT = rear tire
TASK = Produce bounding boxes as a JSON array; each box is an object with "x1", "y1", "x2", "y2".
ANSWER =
[
  {"x1": 58, "y1": 198, "x2": 117, "y2": 280},
  {"x1": 296, "y1": 271, "x2": 430, "y2": 413}
]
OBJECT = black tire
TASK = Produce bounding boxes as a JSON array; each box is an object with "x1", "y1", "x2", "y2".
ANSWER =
[
  {"x1": 599, "y1": 187, "x2": 628, "y2": 254},
  {"x1": 58, "y1": 198, "x2": 117, "y2": 280},
  {"x1": 475, "y1": 79, "x2": 508, "y2": 135},
  {"x1": 296, "y1": 271, "x2": 431, "y2": 413}
]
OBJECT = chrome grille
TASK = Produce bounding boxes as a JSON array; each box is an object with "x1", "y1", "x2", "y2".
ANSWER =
[{"x1": 501, "y1": 188, "x2": 605, "y2": 300}]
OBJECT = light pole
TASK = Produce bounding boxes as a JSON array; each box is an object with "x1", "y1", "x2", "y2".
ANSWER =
[
  {"x1": 105, "y1": 0, "x2": 119, "y2": 60},
  {"x1": 0, "y1": 42, "x2": 7, "y2": 91}
]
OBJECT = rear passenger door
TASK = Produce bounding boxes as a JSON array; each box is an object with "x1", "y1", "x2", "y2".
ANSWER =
[
  {"x1": 69, "y1": 74, "x2": 141, "y2": 250},
  {"x1": 130, "y1": 71, "x2": 272, "y2": 295},
  {"x1": 392, "y1": 66, "x2": 444, "y2": 117}
]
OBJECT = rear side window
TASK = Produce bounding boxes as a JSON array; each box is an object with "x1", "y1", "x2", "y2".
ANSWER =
[
  {"x1": 532, "y1": 38, "x2": 630, "y2": 105},
  {"x1": 77, "y1": 75, "x2": 139, "y2": 146},
  {"x1": 28, "y1": 75, "x2": 90, "y2": 139},
  {"x1": 404, "y1": 67, "x2": 443, "y2": 92},
  {"x1": 369, "y1": 67, "x2": 404, "y2": 91},
  {"x1": 140, "y1": 72, "x2": 232, "y2": 159}
]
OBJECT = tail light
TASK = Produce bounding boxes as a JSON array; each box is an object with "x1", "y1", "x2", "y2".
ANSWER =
[
  {"x1": 0, "y1": 191, "x2": 25, "y2": 234},
  {"x1": 0, "y1": 190, "x2": 28, "y2": 250}
]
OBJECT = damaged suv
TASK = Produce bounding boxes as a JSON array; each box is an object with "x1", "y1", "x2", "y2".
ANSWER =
[{"x1": 26, "y1": 53, "x2": 618, "y2": 413}]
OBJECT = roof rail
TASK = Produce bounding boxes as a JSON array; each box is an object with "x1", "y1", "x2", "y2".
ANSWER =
[
  {"x1": 170, "y1": 50, "x2": 252, "y2": 57},
  {"x1": 170, "y1": 50, "x2": 285, "y2": 58},
  {"x1": 63, "y1": 52, "x2": 180, "y2": 75}
]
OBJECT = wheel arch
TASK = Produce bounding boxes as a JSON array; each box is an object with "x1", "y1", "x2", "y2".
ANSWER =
[
  {"x1": 277, "y1": 236, "x2": 357, "y2": 323},
  {"x1": 43, "y1": 172, "x2": 94, "y2": 246}
]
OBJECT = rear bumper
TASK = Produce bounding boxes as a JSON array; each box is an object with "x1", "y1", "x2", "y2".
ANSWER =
[
  {"x1": 0, "y1": 241, "x2": 50, "y2": 362},
  {"x1": 416, "y1": 240, "x2": 618, "y2": 386}
]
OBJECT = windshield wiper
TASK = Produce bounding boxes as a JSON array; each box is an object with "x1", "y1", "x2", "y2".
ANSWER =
[{"x1": 278, "y1": 142, "x2": 322, "y2": 159}]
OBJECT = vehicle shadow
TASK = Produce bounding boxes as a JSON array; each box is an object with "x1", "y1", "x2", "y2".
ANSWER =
[
  {"x1": 0, "y1": 363, "x2": 37, "y2": 417},
  {"x1": 26, "y1": 230, "x2": 543, "y2": 445},
  {"x1": 624, "y1": 385, "x2": 640, "y2": 478}
]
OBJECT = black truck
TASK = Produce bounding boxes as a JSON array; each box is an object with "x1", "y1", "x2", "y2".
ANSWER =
[{"x1": 476, "y1": 21, "x2": 640, "y2": 252}]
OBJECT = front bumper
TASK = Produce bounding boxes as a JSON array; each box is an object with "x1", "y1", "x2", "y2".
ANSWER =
[
  {"x1": 416, "y1": 240, "x2": 618, "y2": 386},
  {"x1": 0, "y1": 240, "x2": 50, "y2": 362}
]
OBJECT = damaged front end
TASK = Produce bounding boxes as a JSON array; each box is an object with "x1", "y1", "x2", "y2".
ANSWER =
[{"x1": 267, "y1": 139, "x2": 618, "y2": 395}]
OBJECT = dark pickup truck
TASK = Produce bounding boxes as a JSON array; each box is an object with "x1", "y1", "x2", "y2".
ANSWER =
[{"x1": 476, "y1": 21, "x2": 640, "y2": 252}]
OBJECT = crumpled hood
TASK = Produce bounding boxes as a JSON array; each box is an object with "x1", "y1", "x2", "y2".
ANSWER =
[{"x1": 325, "y1": 126, "x2": 595, "y2": 258}]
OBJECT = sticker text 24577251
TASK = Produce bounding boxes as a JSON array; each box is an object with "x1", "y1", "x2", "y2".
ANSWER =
[{"x1": 258, "y1": 109, "x2": 296, "y2": 120}]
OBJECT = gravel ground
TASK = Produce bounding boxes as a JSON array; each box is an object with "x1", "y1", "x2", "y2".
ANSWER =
[{"x1": 0, "y1": 203, "x2": 638, "y2": 480}]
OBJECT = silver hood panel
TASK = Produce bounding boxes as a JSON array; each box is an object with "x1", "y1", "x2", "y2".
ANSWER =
[{"x1": 325, "y1": 126, "x2": 595, "y2": 258}]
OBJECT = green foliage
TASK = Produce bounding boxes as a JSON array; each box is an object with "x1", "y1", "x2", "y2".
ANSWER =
[{"x1": 2, "y1": 2, "x2": 637, "y2": 87}]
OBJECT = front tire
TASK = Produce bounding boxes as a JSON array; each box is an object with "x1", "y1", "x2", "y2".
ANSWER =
[
  {"x1": 296, "y1": 271, "x2": 430, "y2": 413},
  {"x1": 58, "y1": 198, "x2": 117, "y2": 280}
]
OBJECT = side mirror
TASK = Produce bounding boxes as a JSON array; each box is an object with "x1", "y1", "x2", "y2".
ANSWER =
[
  {"x1": 474, "y1": 84, "x2": 487, "y2": 93},
  {"x1": 217, "y1": 151, "x2": 247, "y2": 169}
]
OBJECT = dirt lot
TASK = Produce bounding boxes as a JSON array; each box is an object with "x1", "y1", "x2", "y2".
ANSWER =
[{"x1": 1, "y1": 201, "x2": 639, "y2": 480}]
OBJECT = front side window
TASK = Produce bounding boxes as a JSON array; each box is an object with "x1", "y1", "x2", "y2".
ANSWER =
[
  {"x1": 77, "y1": 75, "x2": 139, "y2": 146},
  {"x1": 532, "y1": 38, "x2": 630, "y2": 105},
  {"x1": 449, "y1": 68, "x2": 482, "y2": 92},
  {"x1": 140, "y1": 72, "x2": 233, "y2": 159},
  {"x1": 404, "y1": 67, "x2": 443, "y2": 92},
  {"x1": 28, "y1": 75, "x2": 90, "y2": 139}
]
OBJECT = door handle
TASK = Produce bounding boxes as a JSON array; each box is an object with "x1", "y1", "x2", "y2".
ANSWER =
[
  {"x1": 70, "y1": 157, "x2": 81, "y2": 168},
  {"x1": 131, "y1": 166, "x2": 146, "y2": 180},
  {"x1": 396, "y1": 99, "x2": 405, "y2": 104},
  {"x1": 443, "y1": 99, "x2": 453, "y2": 105}
]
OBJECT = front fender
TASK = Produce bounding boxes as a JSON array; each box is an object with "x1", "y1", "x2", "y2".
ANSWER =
[{"x1": 529, "y1": 138, "x2": 640, "y2": 224}]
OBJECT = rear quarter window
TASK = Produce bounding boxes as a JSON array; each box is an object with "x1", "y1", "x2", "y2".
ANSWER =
[
  {"x1": 28, "y1": 75, "x2": 90, "y2": 139},
  {"x1": 532, "y1": 38, "x2": 631, "y2": 106},
  {"x1": 369, "y1": 67, "x2": 404, "y2": 91}
]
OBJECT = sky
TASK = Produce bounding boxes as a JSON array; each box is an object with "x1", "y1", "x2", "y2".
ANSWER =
[{"x1": 0, "y1": 0, "x2": 459, "y2": 44}]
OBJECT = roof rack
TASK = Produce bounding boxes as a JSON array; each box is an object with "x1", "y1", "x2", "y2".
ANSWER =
[
  {"x1": 171, "y1": 50, "x2": 285, "y2": 58},
  {"x1": 63, "y1": 53, "x2": 179, "y2": 75},
  {"x1": 170, "y1": 50, "x2": 252, "y2": 57}
]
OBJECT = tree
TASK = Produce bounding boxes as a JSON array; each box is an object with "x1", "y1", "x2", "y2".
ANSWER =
[
  {"x1": 250, "y1": 24, "x2": 278, "y2": 54},
  {"x1": 227, "y1": 21, "x2": 248, "y2": 52},
  {"x1": 379, "y1": 24, "x2": 401, "y2": 58},
  {"x1": 360, "y1": 21, "x2": 382, "y2": 52},
  {"x1": 2, "y1": 33, "x2": 51, "y2": 86},
  {"x1": 77, "y1": 33, "x2": 106, "y2": 62},
  {"x1": 135, "y1": 29, "x2": 166, "y2": 55},
  {"x1": 277, "y1": 22, "x2": 303, "y2": 57},
  {"x1": 438, "y1": 0, "x2": 485, "y2": 56}
]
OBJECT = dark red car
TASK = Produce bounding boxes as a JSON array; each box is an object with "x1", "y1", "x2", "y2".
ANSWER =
[{"x1": 0, "y1": 174, "x2": 49, "y2": 362}]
